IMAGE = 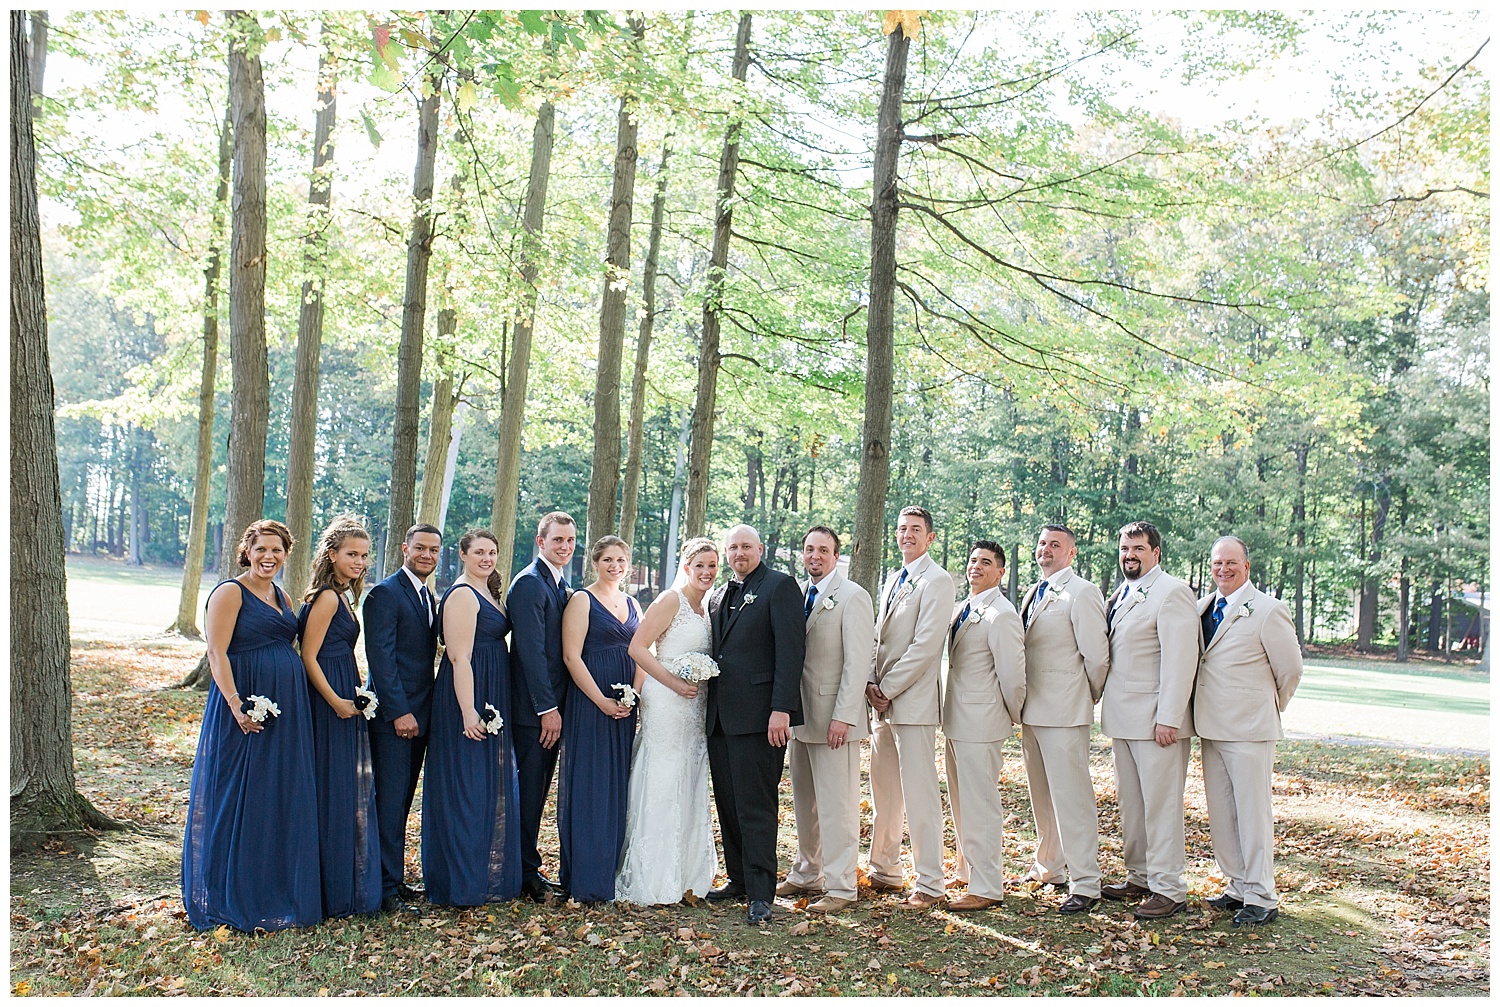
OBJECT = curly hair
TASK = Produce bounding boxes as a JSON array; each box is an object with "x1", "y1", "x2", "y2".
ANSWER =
[
  {"x1": 303, "y1": 514, "x2": 371, "y2": 605},
  {"x1": 236, "y1": 519, "x2": 294, "y2": 569}
]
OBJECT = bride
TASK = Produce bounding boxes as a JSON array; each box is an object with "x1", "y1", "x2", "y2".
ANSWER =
[{"x1": 615, "y1": 537, "x2": 721, "y2": 905}]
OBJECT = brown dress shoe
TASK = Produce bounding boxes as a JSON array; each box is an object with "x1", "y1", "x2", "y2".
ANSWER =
[
  {"x1": 1132, "y1": 893, "x2": 1186, "y2": 919},
  {"x1": 776, "y1": 878, "x2": 820, "y2": 898},
  {"x1": 1100, "y1": 880, "x2": 1151, "y2": 902},
  {"x1": 807, "y1": 895, "x2": 855, "y2": 914},
  {"x1": 947, "y1": 893, "x2": 1001, "y2": 911},
  {"x1": 865, "y1": 876, "x2": 907, "y2": 893},
  {"x1": 899, "y1": 891, "x2": 945, "y2": 911}
]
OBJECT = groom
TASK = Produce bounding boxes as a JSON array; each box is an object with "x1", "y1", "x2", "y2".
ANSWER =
[{"x1": 706, "y1": 525, "x2": 806, "y2": 925}]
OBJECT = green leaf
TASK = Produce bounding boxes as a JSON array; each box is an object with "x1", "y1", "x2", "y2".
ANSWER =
[
  {"x1": 360, "y1": 109, "x2": 383, "y2": 148},
  {"x1": 518, "y1": 10, "x2": 548, "y2": 36}
]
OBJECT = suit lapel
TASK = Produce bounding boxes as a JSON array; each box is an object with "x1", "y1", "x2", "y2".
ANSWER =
[
  {"x1": 394, "y1": 570, "x2": 427, "y2": 622},
  {"x1": 709, "y1": 583, "x2": 728, "y2": 649},
  {"x1": 805, "y1": 573, "x2": 841, "y2": 633},
  {"x1": 1204, "y1": 589, "x2": 1252, "y2": 652},
  {"x1": 722, "y1": 564, "x2": 766, "y2": 639}
]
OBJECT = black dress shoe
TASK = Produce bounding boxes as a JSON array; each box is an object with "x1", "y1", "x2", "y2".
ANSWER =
[
  {"x1": 381, "y1": 894, "x2": 419, "y2": 916},
  {"x1": 522, "y1": 875, "x2": 552, "y2": 902},
  {"x1": 1058, "y1": 894, "x2": 1098, "y2": 915},
  {"x1": 1206, "y1": 894, "x2": 1245, "y2": 912},
  {"x1": 397, "y1": 883, "x2": 425, "y2": 902},
  {"x1": 706, "y1": 882, "x2": 747, "y2": 903},
  {"x1": 747, "y1": 900, "x2": 772, "y2": 925},
  {"x1": 1232, "y1": 904, "x2": 1278, "y2": 927}
]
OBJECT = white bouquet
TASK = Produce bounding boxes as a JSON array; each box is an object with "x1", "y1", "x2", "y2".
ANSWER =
[
  {"x1": 611, "y1": 683, "x2": 639, "y2": 710},
  {"x1": 479, "y1": 703, "x2": 504, "y2": 735},
  {"x1": 241, "y1": 695, "x2": 281, "y2": 724},
  {"x1": 670, "y1": 653, "x2": 721, "y2": 684},
  {"x1": 353, "y1": 685, "x2": 380, "y2": 720}
]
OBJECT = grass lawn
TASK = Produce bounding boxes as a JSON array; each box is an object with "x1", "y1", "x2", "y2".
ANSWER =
[{"x1": 9, "y1": 635, "x2": 1489, "y2": 997}]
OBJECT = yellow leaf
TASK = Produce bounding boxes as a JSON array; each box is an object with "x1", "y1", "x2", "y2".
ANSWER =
[
  {"x1": 887, "y1": 973, "x2": 898, "y2": 985},
  {"x1": 263, "y1": 26, "x2": 281, "y2": 42},
  {"x1": 1206, "y1": 961, "x2": 1227, "y2": 969},
  {"x1": 14, "y1": 980, "x2": 31, "y2": 996},
  {"x1": 212, "y1": 925, "x2": 230, "y2": 943},
  {"x1": 195, "y1": 10, "x2": 211, "y2": 26},
  {"x1": 881, "y1": 10, "x2": 926, "y2": 39},
  {"x1": 456, "y1": 80, "x2": 477, "y2": 113}
]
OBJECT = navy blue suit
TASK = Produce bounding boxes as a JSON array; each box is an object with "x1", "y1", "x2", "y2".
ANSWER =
[
  {"x1": 362, "y1": 569, "x2": 438, "y2": 898},
  {"x1": 506, "y1": 558, "x2": 571, "y2": 882}
]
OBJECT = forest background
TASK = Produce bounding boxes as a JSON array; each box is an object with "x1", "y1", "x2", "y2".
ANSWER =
[{"x1": 33, "y1": 8, "x2": 1489, "y2": 658}]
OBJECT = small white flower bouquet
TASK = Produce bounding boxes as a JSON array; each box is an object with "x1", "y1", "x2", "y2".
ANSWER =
[
  {"x1": 353, "y1": 685, "x2": 380, "y2": 720},
  {"x1": 241, "y1": 695, "x2": 280, "y2": 724},
  {"x1": 612, "y1": 684, "x2": 639, "y2": 710},
  {"x1": 479, "y1": 703, "x2": 504, "y2": 735},
  {"x1": 670, "y1": 652, "x2": 721, "y2": 684}
]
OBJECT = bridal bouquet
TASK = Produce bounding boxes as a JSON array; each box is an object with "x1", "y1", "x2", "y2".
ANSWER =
[
  {"x1": 353, "y1": 685, "x2": 380, "y2": 720},
  {"x1": 669, "y1": 653, "x2": 720, "y2": 684},
  {"x1": 479, "y1": 703, "x2": 504, "y2": 735},
  {"x1": 240, "y1": 695, "x2": 280, "y2": 724},
  {"x1": 612, "y1": 683, "x2": 639, "y2": 710}
]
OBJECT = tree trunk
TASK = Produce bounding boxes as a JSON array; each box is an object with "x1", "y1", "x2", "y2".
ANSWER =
[
  {"x1": 1355, "y1": 483, "x2": 1390, "y2": 651},
  {"x1": 684, "y1": 12, "x2": 752, "y2": 539},
  {"x1": 382, "y1": 73, "x2": 441, "y2": 576},
  {"x1": 585, "y1": 23, "x2": 644, "y2": 549},
  {"x1": 417, "y1": 310, "x2": 459, "y2": 529},
  {"x1": 618, "y1": 140, "x2": 672, "y2": 545},
  {"x1": 283, "y1": 30, "x2": 339, "y2": 604},
  {"x1": 126, "y1": 423, "x2": 143, "y2": 566},
  {"x1": 491, "y1": 100, "x2": 556, "y2": 582},
  {"x1": 184, "y1": 13, "x2": 270, "y2": 691},
  {"x1": 661, "y1": 408, "x2": 690, "y2": 588},
  {"x1": 10, "y1": 10, "x2": 115, "y2": 847},
  {"x1": 27, "y1": 10, "x2": 45, "y2": 106},
  {"x1": 848, "y1": 25, "x2": 908, "y2": 600},
  {"x1": 1291, "y1": 439, "x2": 1308, "y2": 646},
  {"x1": 169, "y1": 105, "x2": 229, "y2": 639}
]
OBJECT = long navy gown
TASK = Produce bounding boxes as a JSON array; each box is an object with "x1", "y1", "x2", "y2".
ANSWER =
[
  {"x1": 421, "y1": 583, "x2": 523, "y2": 905},
  {"x1": 558, "y1": 592, "x2": 640, "y2": 902},
  {"x1": 182, "y1": 580, "x2": 321, "y2": 932},
  {"x1": 298, "y1": 587, "x2": 382, "y2": 919}
]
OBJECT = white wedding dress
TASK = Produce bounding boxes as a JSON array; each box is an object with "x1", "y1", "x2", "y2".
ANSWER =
[{"x1": 614, "y1": 591, "x2": 719, "y2": 904}]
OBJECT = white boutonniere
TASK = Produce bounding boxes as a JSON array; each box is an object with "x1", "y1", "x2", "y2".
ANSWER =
[
  {"x1": 1240, "y1": 603, "x2": 1254, "y2": 618},
  {"x1": 822, "y1": 596, "x2": 837, "y2": 611},
  {"x1": 241, "y1": 695, "x2": 280, "y2": 724},
  {"x1": 612, "y1": 684, "x2": 639, "y2": 710},
  {"x1": 742, "y1": 592, "x2": 758, "y2": 607},
  {"x1": 479, "y1": 703, "x2": 504, "y2": 735},
  {"x1": 968, "y1": 607, "x2": 985, "y2": 625},
  {"x1": 353, "y1": 685, "x2": 380, "y2": 720},
  {"x1": 891, "y1": 582, "x2": 915, "y2": 607},
  {"x1": 1132, "y1": 588, "x2": 1150, "y2": 604}
]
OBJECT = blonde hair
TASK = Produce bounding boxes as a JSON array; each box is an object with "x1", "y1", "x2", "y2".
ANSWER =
[{"x1": 304, "y1": 514, "x2": 371, "y2": 605}]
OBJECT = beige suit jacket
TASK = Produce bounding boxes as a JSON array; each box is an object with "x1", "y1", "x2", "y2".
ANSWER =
[
  {"x1": 793, "y1": 572, "x2": 874, "y2": 744},
  {"x1": 1193, "y1": 587, "x2": 1303, "y2": 741},
  {"x1": 1019, "y1": 566, "x2": 1110, "y2": 728},
  {"x1": 871, "y1": 552, "x2": 955, "y2": 725},
  {"x1": 1099, "y1": 566, "x2": 1199, "y2": 739},
  {"x1": 941, "y1": 588, "x2": 1026, "y2": 743}
]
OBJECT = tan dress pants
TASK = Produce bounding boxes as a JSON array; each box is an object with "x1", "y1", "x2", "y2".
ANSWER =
[
  {"x1": 1111, "y1": 736, "x2": 1190, "y2": 901},
  {"x1": 786, "y1": 737, "x2": 862, "y2": 901},
  {"x1": 867, "y1": 720, "x2": 945, "y2": 897},
  {"x1": 1200, "y1": 738, "x2": 1278, "y2": 908},
  {"x1": 943, "y1": 738, "x2": 1007, "y2": 900},
  {"x1": 1020, "y1": 724, "x2": 1102, "y2": 897}
]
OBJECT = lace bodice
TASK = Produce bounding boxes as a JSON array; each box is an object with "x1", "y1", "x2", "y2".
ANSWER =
[{"x1": 655, "y1": 591, "x2": 711, "y2": 666}]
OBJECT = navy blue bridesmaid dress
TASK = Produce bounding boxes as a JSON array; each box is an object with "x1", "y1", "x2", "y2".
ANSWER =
[
  {"x1": 557, "y1": 591, "x2": 640, "y2": 902},
  {"x1": 421, "y1": 583, "x2": 523, "y2": 905},
  {"x1": 182, "y1": 580, "x2": 321, "y2": 932},
  {"x1": 298, "y1": 587, "x2": 382, "y2": 919}
]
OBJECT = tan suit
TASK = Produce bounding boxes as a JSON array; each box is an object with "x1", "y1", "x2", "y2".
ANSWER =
[
  {"x1": 1195, "y1": 585, "x2": 1302, "y2": 909},
  {"x1": 1100, "y1": 565, "x2": 1199, "y2": 901},
  {"x1": 1018, "y1": 565, "x2": 1109, "y2": 897},
  {"x1": 940, "y1": 586, "x2": 1025, "y2": 900},
  {"x1": 867, "y1": 552, "x2": 955, "y2": 897},
  {"x1": 786, "y1": 572, "x2": 874, "y2": 901}
]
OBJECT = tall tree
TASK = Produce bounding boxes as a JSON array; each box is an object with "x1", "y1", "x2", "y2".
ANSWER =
[
  {"x1": 585, "y1": 16, "x2": 646, "y2": 549},
  {"x1": 847, "y1": 16, "x2": 910, "y2": 598},
  {"x1": 618, "y1": 140, "x2": 672, "y2": 545},
  {"x1": 684, "y1": 12, "x2": 751, "y2": 539},
  {"x1": 417, "y1": 306, "x2": 460, "y2": 529},
  {"x1": 10, "y1": 9, "x2": 113, "y2": 847},
  {"x1": 216, "y1": 10, "x2": 270, "y2": 582},
  {"x1": 283, "y1": 26, "x2": 339, "y2": 603},
  {"x1": 490, "y1": 99, "x2": 557, "y2": 579},
  {"x1": 168, "y1": 100, "x2": 230, "y2": 638}
]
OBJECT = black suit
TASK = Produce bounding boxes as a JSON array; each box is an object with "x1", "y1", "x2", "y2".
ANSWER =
[
  {"x1": 506, "y1": 558, "x2": 572, "y2": 882},
  {"x1": 707, "y1": 561, "x2": 805, "y2": 902},
  {"x1": 362, "y1": 569, "x2": 438, "y2": 899}
]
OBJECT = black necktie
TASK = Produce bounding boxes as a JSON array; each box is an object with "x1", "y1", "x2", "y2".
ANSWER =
[
  {"x1": 726, "y1": 580, "x2": 744, "y2": 610},
  {"x1": 419, "y1": 584, "x2": 434, "y2": 626}
]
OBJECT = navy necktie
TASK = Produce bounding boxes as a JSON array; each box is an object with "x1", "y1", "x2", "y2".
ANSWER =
[
  {"x1": 419, "y1": 584, "x2": 434, "y2": 626},
  {"x1": 1206, "y1": 597, "x2": 1227, "y2": 643},
  {"x1": 1024, "y1": 579, "x2": 1049, "y2": 628},
  {"x1": 805, "y1": 585, "x2": 819, "y2": 619},
  {"x1": 886, "y1": 568, "x2": 909, "y2": 613},
  {"x1": 952, "y1": 600, "x2": 971, "y2": 641}
]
